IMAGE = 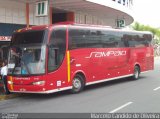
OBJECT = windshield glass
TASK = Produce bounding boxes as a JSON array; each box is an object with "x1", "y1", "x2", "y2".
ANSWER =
[
  {"x1": 8, "y1": 45, "x2": 46, "y2": 75},
  {"x1": 11, "y1": 30, "x2": 46, "y2": 45}
]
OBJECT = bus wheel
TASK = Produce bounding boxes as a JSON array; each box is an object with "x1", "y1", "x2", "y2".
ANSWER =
[
  {"x1": 71, "y1": 74, "x2": 85, "y2": 93},
  {"x1": 132, "y1": 66, "x2": 140, "y2": 80}
]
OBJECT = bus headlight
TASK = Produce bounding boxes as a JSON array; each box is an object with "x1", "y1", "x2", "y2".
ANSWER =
[
  {"x1": 8, "y1": 81, "x2": 13, "y2": 85},
  {"x1": 32, "y1": 81, "x2": 45, "y2": 86}
]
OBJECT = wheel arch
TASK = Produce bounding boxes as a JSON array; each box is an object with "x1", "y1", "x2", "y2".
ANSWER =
[
  {"x1": 134, "y1": 63, "x2": 141, "y2": 73},
  {"x1": 71, "y1": 70, "x2": 86, "y2": 85}
]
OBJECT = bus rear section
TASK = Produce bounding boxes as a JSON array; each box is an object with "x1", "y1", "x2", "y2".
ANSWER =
[{"x1": 7, "y1": 23, "x2": 154, "y2": 94}]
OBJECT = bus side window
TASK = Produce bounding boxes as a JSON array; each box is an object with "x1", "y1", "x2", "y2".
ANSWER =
[
  {"x1": 69, "y1": 29, "x2": 87, "y2": 49},
  {"x1": 48, "y1": 45, "x2": 57, "y2": 71},
  {"x1": 48, "y1": 28, "x2": 66, "y2": 72}
]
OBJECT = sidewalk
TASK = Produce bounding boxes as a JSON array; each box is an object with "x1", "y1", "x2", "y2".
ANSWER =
[
  {"x1": 155, "y1": 56, "x2": 160, "y2": 59},
  {"x1": 154, "y1": 56, "x2": 160, "y2": 63}
]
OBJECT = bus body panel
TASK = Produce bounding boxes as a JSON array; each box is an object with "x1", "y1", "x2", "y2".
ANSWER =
[
  {"x1": 70, "y1": 48, "x2": 132, "y2": 83},
  {"x1": 7, "y1": 75, "x2": 46, "y2": 92},
  {"x1": 7, "y1": 56, "x2": 70, "y2": 93},
  {"x1": 46, "y1": 55, "x2": 71, "y2": 91}
]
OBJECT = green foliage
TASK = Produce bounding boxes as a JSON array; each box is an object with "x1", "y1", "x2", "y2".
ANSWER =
[{"x1": 131, "y1": 22, "x2": 160, "y2": 44}]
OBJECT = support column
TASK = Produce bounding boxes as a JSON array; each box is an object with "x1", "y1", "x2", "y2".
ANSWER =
[
  {"x1": 26, "y1": 3, "x2": 29, "y2": 28},
  {"x1": 49, "y1": 6, "x2": 53, "y2": 24},
  {"x1": 67, "y1": 12, "x2": 75, "y2": 22}
]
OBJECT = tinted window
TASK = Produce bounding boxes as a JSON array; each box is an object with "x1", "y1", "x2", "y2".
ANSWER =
[
  {"x1": 69, "y1": 28, "x2": 104, "y2": 49},
  {"x1": 69, "y1": 28, "x2": 89, "y2": 49},
  {"x1": 69, "y1": 27, "x2": 152, "y2": 49},
  {"x1": 85, "y1": 30, "x2": 102, "y2": 48},
  {"x1": 69, "y1": 28, "x2": 125, "y2": 49},
  {"x1": 122, "y1": 33, "x2": 152, "y2": 47},
  {"x1": 11, "y1": 30, "x2": 45, "y2": 45},
  {"x1": 48, "y1": 28, "x2": 66, "y2": 72},
  {"x1": 101, "y1": 31, "x2": 125, "y2": 48}
]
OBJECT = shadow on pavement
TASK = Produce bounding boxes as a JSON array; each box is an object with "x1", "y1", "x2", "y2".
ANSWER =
[
  {"x1": 0, "y1": 76, "x2": 147, "y2": 101},
  {"x1": 84, "y1": 76, "x2": 146, "y2": 92}
]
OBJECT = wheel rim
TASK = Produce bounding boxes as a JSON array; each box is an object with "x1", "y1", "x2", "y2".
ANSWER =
[{"x1": 73, "y1": 78, "x2": 81, "y2": 89}]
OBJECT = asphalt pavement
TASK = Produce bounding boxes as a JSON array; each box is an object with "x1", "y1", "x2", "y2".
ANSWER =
[{"x1": 0, "y1": 57, "x2": 159, "y2": 113}]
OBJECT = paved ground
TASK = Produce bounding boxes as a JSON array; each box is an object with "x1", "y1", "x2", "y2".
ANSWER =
[{"x1": 0, "y1": 57, "x2": 159, "y2": 113}]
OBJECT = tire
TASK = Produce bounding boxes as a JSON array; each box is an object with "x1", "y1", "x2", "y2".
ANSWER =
[
  {"x1": 132, "y1": 66, "x2": 140, "y2": 80},
  {"x1": 71, "y1": 74, "x2": 85, "y2": 93}
]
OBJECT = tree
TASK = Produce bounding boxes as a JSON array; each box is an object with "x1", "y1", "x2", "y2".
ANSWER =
[
  {"x1": 131, "y1": 22, "x2": 160, "y2": 45},
  {"x1": 131, "y1": 22, "x2": 160, "y2": 56}
]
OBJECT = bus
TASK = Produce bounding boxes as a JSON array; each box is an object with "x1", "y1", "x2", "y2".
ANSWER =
[{"x1": 7, "y1": 22, "x2": 154, "y2": 94}]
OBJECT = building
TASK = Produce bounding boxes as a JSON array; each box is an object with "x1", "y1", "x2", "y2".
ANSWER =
[
  {"x1": 0, "y1": 0, "x2": 134, "y2": 35},
  {"x1": 0, "y1": 0, "x2": 134, "y2": 61}
]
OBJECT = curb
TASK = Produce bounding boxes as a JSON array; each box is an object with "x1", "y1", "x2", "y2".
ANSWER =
[{"x1": 0, "y1": 94, "x2": 20, "y2": 101}]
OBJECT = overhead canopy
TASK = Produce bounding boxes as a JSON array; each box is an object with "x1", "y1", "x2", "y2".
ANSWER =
[{"x1": 13, "y1": 0, "x2": 134, "y2": 27}]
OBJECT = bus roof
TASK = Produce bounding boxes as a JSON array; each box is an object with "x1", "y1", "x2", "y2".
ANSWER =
[{"x1": 14, "y1": 22, "x2": 152, "y2": 35}]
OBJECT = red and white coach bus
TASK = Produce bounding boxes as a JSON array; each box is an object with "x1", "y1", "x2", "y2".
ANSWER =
[{"x1": 7, "y1": 22, "x2": 154, "y2": 94}]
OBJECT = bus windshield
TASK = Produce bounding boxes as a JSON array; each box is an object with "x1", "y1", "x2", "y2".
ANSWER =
[
  {"x1": 8, "y1": 30, "x2": 47, "y2": 75},
  {"x1": 8, "y1": 45, "x2": 46, "y2": 75},
  {"x1": 11, "y1": 30, "x2": 46, "y2": 45}
]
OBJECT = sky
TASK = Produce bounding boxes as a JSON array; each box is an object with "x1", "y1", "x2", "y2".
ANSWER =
[{"x1": 133, "y1": 0, "x2": 160, "y2": 27}]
